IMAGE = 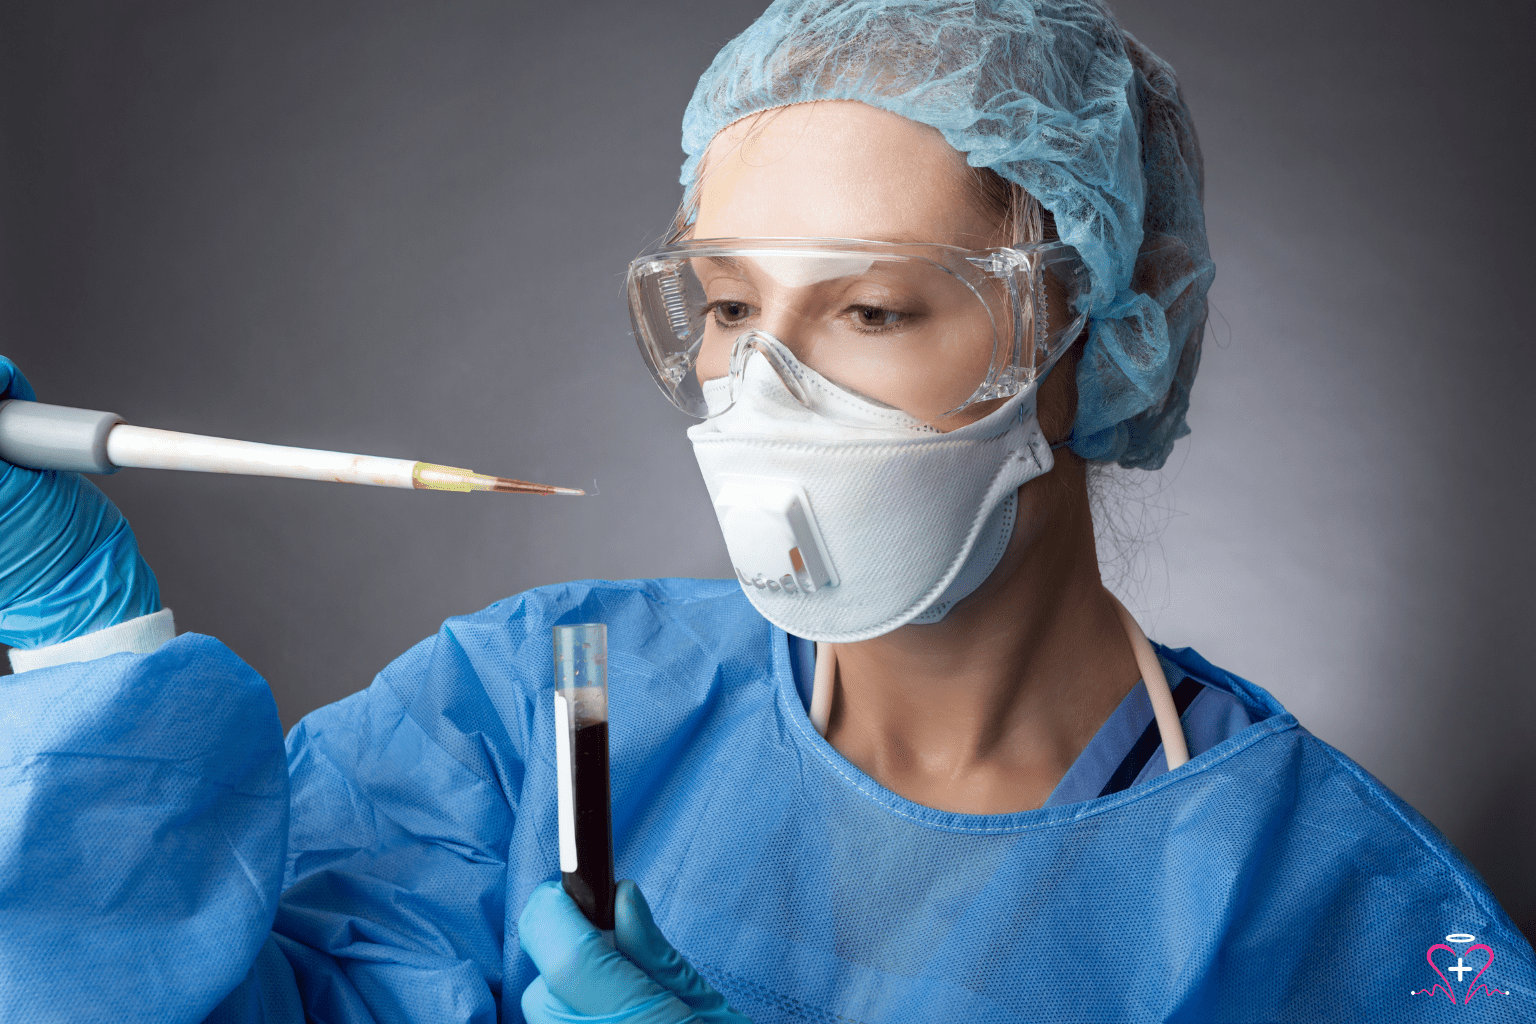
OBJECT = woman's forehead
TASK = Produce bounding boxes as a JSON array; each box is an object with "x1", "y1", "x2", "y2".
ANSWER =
[{"x1": 692, "y1": 101, "x2": 995, "y2": 247}]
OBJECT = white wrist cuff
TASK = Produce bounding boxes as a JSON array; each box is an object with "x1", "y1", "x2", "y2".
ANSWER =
[{"x1": 8, "y1": 608, "x2": 177, "y2": 674}]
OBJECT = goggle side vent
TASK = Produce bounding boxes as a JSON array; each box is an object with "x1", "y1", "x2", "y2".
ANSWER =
[{"x1": 657, "y1": 269, "x2": 692, "y2": 341}]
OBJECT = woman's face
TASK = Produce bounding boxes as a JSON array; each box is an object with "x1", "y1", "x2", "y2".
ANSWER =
[{"x1": 690, "y1": 101, "x2": 1015, "y2": 428}]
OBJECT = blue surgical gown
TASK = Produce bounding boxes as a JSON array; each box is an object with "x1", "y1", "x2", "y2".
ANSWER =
[{"x1": 0, "y1": 577, "x2": 1531, "y2": 1022}]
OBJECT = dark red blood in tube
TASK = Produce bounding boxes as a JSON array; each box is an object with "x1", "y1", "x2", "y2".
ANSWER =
[{"x1": 562, "y1": 721, "x2": 615, "y2": 929}]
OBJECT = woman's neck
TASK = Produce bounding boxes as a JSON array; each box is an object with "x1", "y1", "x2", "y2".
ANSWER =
[{"x1": 822, "y1": 455, "x2": 1140, "y2": 813}]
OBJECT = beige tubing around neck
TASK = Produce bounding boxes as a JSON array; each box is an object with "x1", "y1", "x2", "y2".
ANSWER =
[{"x1": 806, "y1": 589, "x2": 1190, "y2": 778}]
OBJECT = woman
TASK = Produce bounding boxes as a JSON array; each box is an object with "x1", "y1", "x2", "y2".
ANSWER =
[{"x1": 0, "y1": 1, "x2": 1529, "y2": 1022}]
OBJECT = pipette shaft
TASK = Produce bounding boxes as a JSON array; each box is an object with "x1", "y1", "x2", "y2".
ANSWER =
[{"x1": 0, "y1": 399, "x2": 583, "y2": 496}]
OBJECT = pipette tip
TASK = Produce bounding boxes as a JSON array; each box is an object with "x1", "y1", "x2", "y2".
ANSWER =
[
  {"x1": 492, "y1": 478, "x2": 586, "y2": 496},
  {"x1": 413, "y1": 462, "x2": 585, "y2": 495}
]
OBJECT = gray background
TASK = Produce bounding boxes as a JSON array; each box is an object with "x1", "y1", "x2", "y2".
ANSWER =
[{"x1": 2, "y1": 0, "x2": 1531, "y2": 943}]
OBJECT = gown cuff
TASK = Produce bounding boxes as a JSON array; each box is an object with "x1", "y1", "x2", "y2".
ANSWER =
[{"x1": 7, "y1": 608, "x2": 176, "y2": 674}]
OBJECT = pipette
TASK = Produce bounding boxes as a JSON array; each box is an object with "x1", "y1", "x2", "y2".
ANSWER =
[
  {"x1": 0, "y1": 399, "x2": 584, "y2": 495},
  {"x1": 552, "y1": 623, "x2": 616, "y2": 932}
]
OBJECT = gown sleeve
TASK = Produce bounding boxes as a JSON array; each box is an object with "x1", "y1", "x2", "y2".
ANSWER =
[
  {"x1": 268, "y1": 621, "x2": 522, "y2": 1024},
  {"x1": 0, "y1": 613, "x2": 529, "y2": 1024},
  {"x1": 0, "y1": 634, "x2": 292, "y2": 1023}
]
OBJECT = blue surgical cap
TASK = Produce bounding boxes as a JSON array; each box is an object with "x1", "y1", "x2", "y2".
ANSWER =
[{"x1": 679, "y1": 0, "x2": 1215, "y2": 469}]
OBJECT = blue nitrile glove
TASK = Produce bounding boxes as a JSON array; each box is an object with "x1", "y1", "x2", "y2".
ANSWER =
[
  {"x1": 0, "y1": 355, "x2": 160, "y2": 648},
  {"x1": 519, "y1": 880, "x2": 751, "y2": 1024}
]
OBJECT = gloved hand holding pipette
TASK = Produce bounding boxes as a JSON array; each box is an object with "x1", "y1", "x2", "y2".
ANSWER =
[
  {"x1": 0, "y1": 356, "x2": 161, "y2": 650},
  {"x1": 519, "y1": 881, "x2": 750, "y2": 1024}
]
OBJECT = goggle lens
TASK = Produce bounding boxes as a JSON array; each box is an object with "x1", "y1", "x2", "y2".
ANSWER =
[{"x1": 629, "y1": 239, "x2": 1087, "y2": 427}]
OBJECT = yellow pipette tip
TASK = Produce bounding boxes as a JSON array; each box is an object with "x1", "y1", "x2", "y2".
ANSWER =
[{"x1": 413, "y1": 462, "x2": 586, "y2": 495}]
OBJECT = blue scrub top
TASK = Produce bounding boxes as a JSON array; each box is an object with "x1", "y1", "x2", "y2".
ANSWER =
[{"x1": 1, "y1": 577, "x2": 1531, "y2": 1023}]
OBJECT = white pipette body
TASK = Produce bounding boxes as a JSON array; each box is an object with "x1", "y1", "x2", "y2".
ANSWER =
[
  {"x1": 105, "y1": 425, "x2": 418, "y2": 487},
  {"x1": 0, "y1": 398, "x2": 583, "y2": 495}
]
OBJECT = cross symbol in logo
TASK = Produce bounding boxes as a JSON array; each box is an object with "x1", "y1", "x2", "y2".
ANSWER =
[{"x1": 1448, "y1": 957, "x2": 1476, "y2": 981}]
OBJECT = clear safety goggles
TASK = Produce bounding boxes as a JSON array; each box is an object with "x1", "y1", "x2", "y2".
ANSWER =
[{"x1": 628, "y1": 237, "x2": 1091, "y2": 427}]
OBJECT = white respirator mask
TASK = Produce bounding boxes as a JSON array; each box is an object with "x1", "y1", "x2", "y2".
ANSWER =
[{"x1": 687, "y1": 334, "x2": 1054, "y2": 643}]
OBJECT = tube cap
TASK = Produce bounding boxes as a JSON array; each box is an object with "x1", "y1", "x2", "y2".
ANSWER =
[{"x1": 552, "y1": 623, "x2": 607, "y2": 692}]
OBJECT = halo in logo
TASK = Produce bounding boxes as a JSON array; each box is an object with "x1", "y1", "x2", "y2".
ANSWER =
[{"x1": 1445, "y1": 933, "x2": 1477, "y2": 944}]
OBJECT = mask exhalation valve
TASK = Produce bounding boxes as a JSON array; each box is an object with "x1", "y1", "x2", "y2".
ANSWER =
[{"x1": 711, "y1": 476, "x2": 837, "y2": 595}]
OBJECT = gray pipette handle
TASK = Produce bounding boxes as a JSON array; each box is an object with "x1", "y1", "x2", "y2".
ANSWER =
[{"x1": 0, "y1": 399, "x2": 124, "y2": 474}]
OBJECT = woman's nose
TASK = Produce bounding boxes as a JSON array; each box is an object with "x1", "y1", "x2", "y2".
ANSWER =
[{"x1": 753, "y1": 303, "x2": 819, "y2": 361}]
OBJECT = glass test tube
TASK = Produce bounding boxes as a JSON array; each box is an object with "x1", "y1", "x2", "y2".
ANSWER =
[{"x1": 552, "y1": 623, "x2": 616, "y2": 930}]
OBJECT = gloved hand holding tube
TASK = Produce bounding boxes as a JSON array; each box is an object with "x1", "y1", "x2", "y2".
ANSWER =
[
  {"x1": 533, "y1": 623, "x2": 751, "y2": 1022},
  {"x1": 519, "y1": 881, "x2": 750, "y2": 1024},
  {"x1": 0, "y1": 356, "x2": 161, "y2": 650}
]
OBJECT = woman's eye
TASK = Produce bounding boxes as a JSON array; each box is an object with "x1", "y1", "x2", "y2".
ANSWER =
[
  {"x1": 851, "y1": 305, "x2": 903, "y2": 328},
  {"x1": 708, "y1": 301, "x2": 755, "y2": 326}
]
